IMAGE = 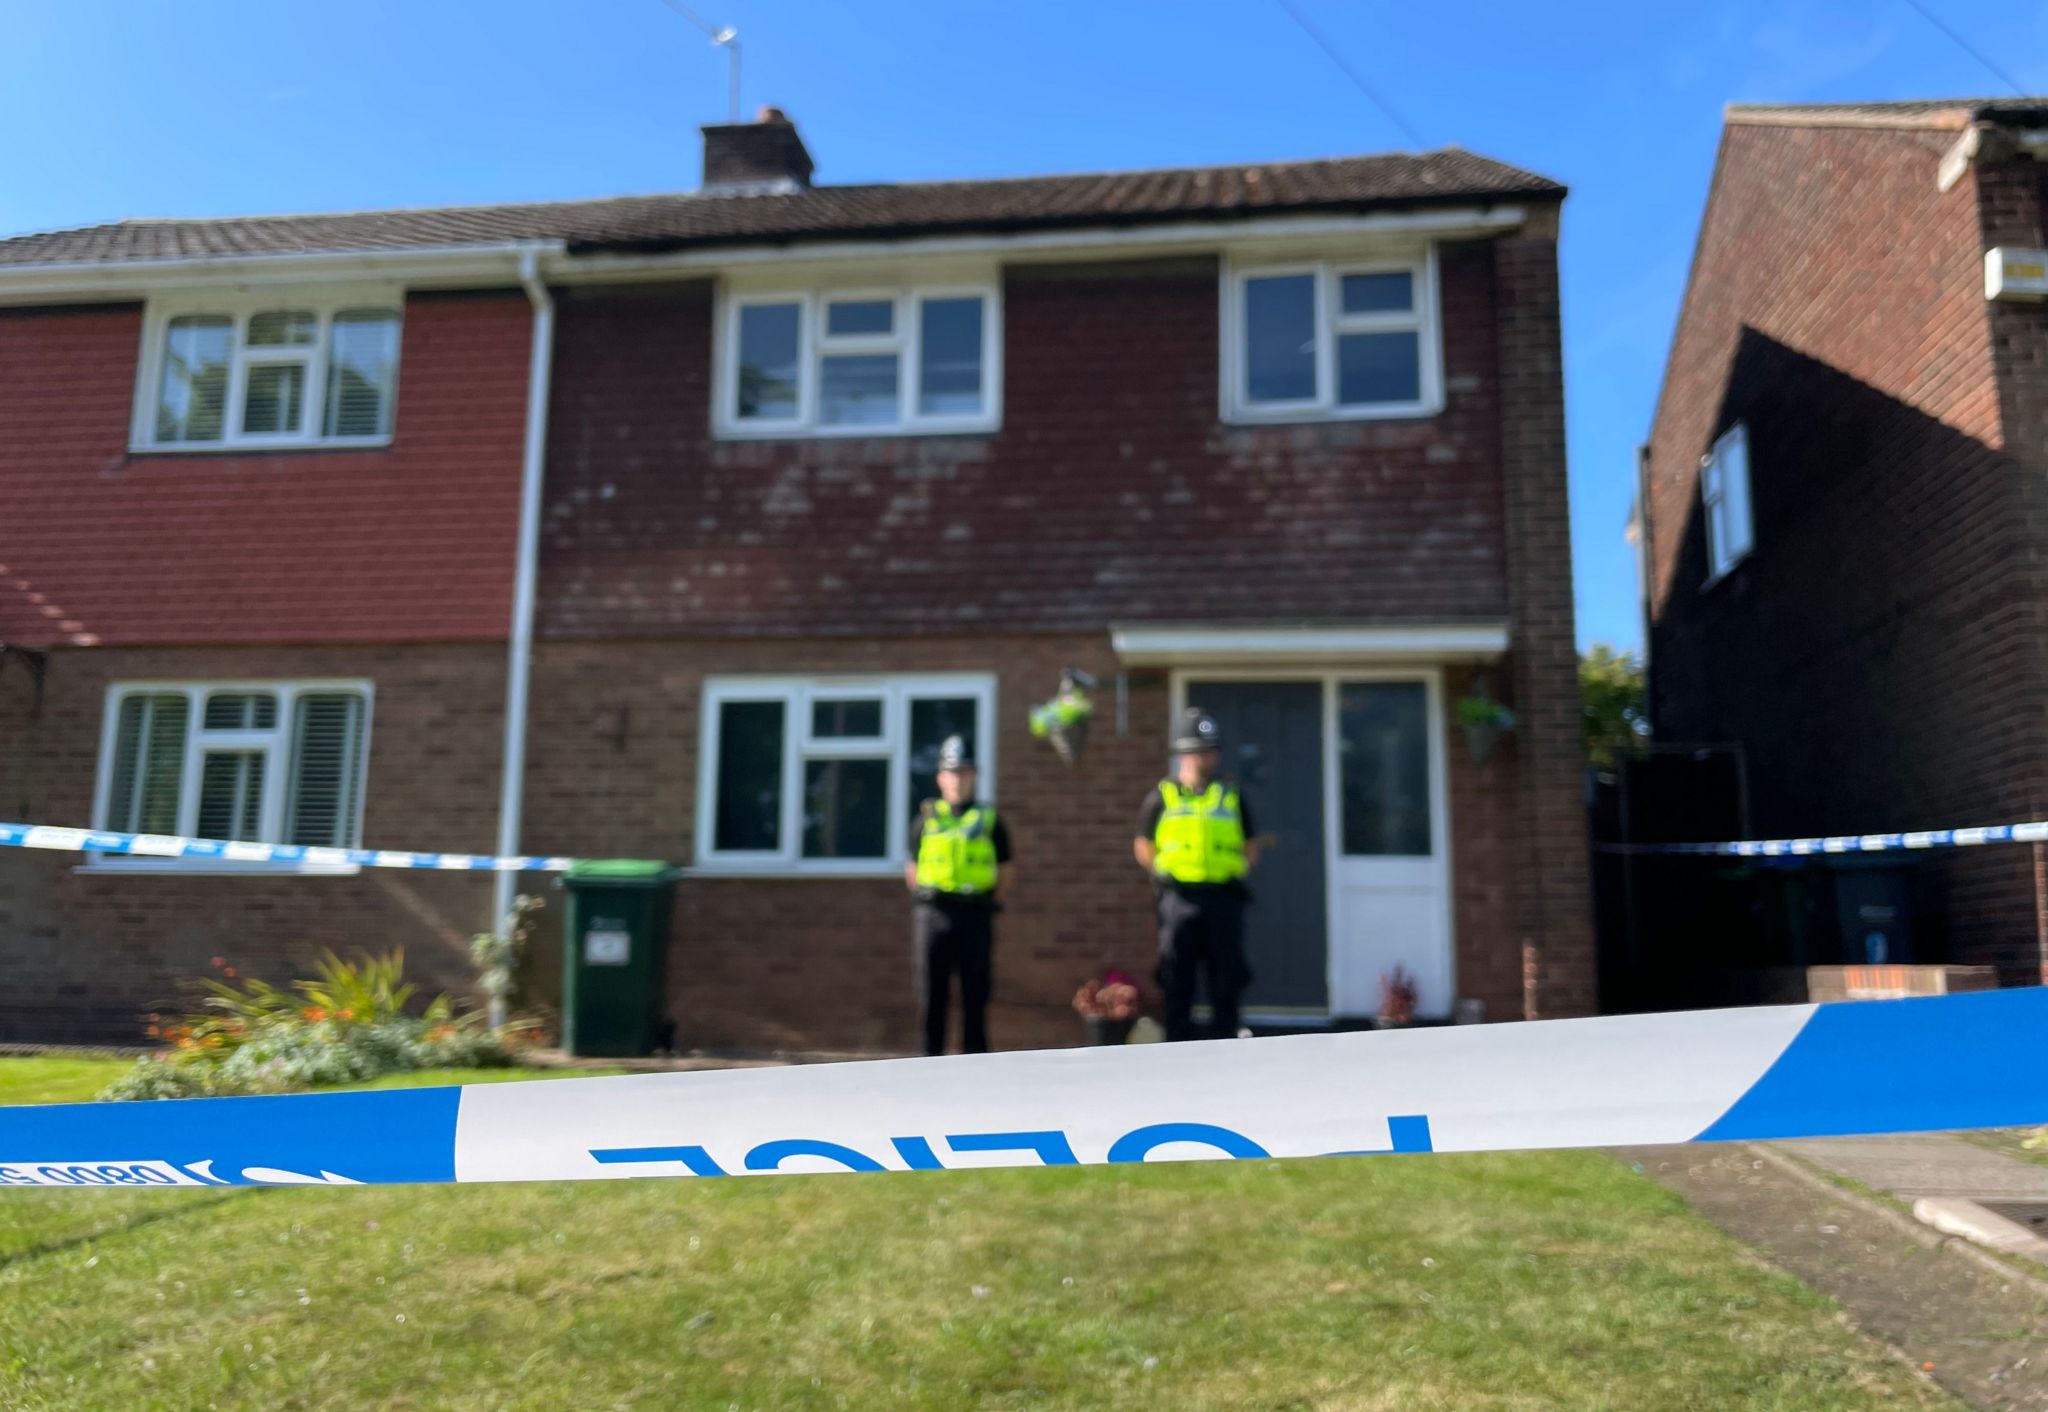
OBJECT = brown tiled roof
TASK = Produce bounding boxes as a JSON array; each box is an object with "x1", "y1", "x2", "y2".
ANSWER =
[
  {"x1": 1728, "y1": 97, "x2": 2048, "y2": 130},
  {"x1": 0, "y1": 148, "x2": 1561, "y2": 268}
]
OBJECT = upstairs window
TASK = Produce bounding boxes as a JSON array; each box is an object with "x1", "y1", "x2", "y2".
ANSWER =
[
  {"x1": 1702, "y1": 422, "x2": 1753, "y2": 582},
  {"x1": 695, "y1": 675, "x2": 995, "y2": 874},
  {"x1": 139, "y1": 300, "x2": 401, "y2": 450},
  {"x1": 718, "y1": 284, "x2": 1000, "y2": 437},
  {"x1": 96, "y1": 682, "x2": 371, "y2": 855},
  {"x1": 1224, "y1": 252, "x2": 1441, "y2": 422}
]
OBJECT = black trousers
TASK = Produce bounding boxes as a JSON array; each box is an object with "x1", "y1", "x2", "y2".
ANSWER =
[
  {"x1": 916, "y1": 900, "x2": 994, "y2": 1056},
  {"x1": 1156, "y1": 886, "x2": 1248, "y2": 1042}
]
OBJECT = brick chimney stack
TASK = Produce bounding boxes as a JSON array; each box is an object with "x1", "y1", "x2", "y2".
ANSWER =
[{"x1": 701, "y1": 106, "x2": 815, "y2": 192}]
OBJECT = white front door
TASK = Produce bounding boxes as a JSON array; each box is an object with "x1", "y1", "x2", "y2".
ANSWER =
[{"x1": 1325, "y1": 675, "x2": 1455, "y2": 1018}]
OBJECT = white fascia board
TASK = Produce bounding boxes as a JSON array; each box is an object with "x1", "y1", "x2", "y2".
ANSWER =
[
  {"x1": 1111, "y1": 623, "x2": 1512, "y2": 665},
  {"x1": 0, "y1": 241, "x2": 564, "y2": 307},
  {"x1": 553, "y1": 206, "x2": 1530, "y2": 284}
]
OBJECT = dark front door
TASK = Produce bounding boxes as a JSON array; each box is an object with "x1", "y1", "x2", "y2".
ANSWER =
[{"x1": 1186, "y1": 681, "x2": 1328, "y2": 1012}]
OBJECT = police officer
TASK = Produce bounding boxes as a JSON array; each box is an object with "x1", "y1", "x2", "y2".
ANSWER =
[
  {"x1": 1134, "y1": 708, "x2": 1261, "y2": 1041},
  {"x1": 906, "y1": 735, "x2": 1014, "y2": 1055}
]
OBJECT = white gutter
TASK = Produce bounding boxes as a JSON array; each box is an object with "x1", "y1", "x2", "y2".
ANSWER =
[
  {"x1": 557, "y1": 205, "x2": 1531, "y2": 283},
  {"x1": 0, "y1": 242, "x2": 552, "y2": 306},
  {"x1": 494, "y1": 245, "x2": 556, "y2": 979}
]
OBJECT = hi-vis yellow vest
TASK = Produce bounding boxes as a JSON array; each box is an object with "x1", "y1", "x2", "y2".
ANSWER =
[
  {"x1": 1152, "y1": 780, "x2": 1247, "y2": 885},
  {"x1": 915, "y1": 802, "x2": 1000, "y2": 895}
]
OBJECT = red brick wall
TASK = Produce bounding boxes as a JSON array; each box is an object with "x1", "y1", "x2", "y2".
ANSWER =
[
  {"x1": 1981, "y1": 161, "x2": 2048, "y2": 977},
  {"x1": 0, "y1": 290, "x2": 531, "y2": 647},
  {"x1": 523, "y1": 232, "x2": 1586, "y2": 1044},
  {"x1": 1444, "y1": 662, "x2": 1521, "y2": 1020},
  {"x1": 1644, "y1": 120, "x2": 2048, "y2": 980},
  {"x1": 1492, "y1": 227, "x2": 1593, "y2": 1017},
  {"x1": 0, "y1": 225, "x2": 1584, "y2": 1048},
  {"x1": 523, "y1": 233, "x2": 1586, "y2": 1044},
  {"x1": 0, "y1": 643, "x2": 504, "y2": 1041},
  {"x1": 539, "y1": 247, "x2": 1514, "y2": 637},
  {"x1": 519, "y1": 637, "x2": 1530, "y2": 1052}
]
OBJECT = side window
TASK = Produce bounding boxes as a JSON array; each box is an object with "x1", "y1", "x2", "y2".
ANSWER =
[{"x1": 1702, "y1": 423, "x2": 1753, "y2": 581}]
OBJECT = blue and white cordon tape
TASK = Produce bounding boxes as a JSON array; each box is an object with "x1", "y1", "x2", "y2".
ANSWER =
[
  {"x1": 1605, "y1": 820, "x2": 2048, "y2": 857},
  {"x1": 1, "y1": 989, "x2": 2044, "y2": 1189},
  {"x1": 0, "y1": 822, "x2": 579, "y2": 873},
  {"x1": 13, "y1": 815, "x2": 2048, "y2": 873}
]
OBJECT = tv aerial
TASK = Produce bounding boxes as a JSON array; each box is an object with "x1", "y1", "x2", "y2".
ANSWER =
[{"x1": 655, "y1": 0, "x2": 742, "y2": 122}]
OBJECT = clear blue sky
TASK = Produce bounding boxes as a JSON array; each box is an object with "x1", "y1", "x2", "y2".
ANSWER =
[{"x1": 5, "y1": 0, "x2": 2044, "y2": 652}]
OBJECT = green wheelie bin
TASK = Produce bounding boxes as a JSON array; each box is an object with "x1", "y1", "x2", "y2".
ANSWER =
[{"x1": 560, "y1": 860, "x2": 680, "y2": 1057}]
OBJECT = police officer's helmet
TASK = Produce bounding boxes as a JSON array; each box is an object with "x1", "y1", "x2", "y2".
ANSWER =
[
  {"x1": 1172, "y1": 708, "x2": 1224, "y2": 755},
  {"x1": 936, "y1": 734, "x2": 975, "y2": 772}
]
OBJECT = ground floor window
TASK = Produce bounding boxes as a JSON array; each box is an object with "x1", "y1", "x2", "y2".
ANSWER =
[
  {"x1": 94, "y1": 682, "x2": 372, "y2": 855},
  {"x1": 695, "y1": 674, "x2": 995, "y2": 874}
]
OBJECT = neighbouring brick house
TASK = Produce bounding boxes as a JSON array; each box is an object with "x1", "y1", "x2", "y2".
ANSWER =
[
  {"x1": 0, "y1": 109, "x2": 1589, "y2": 1050},
  {"x1": 0, "y1": 283, "x2": 537, "y2": 1039},
  {"x1": 1642, "y1": 98, "x2": 2048, "y2": 989}
]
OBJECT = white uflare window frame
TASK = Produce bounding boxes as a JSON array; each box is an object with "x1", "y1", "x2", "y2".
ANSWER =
[
  {"x1": 712, "y1": 280, "x2": 1003, "y2": 439},
  {"x1": 1220, "y1": 247, "x2": 1443, "y2": 423},
  {"x1": 86, "y1": 679, "x2": 374, "y2": 874},
  {"x1": 693, "y1": 673, "x2": 998, "y2": 876},
  {"x1": 129, "y1": 288, "x2": 404, "y2": 453},
  {"x1": 1701, "y1": 421, "x2": 1754, "y2": 585}
]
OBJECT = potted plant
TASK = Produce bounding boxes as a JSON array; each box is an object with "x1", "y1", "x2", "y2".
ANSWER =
[
  {"x1": 1072, "y1": 968, "x2": 1142, "y2": 1046},
  {"x1": 1456, "y1": 679, "x2": 1517, "y2": 764},
  {"x1": 1378, "y1": 965, "x2": 1419, "y2": 1029}
]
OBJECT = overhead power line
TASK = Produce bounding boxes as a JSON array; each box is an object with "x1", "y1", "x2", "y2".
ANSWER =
[
  {"x1": 1897, "y1": 0, "x2": 2027, "y2": 96},
  {"x1": 1271, "y1": 0, "x2": 1426, "y2": 148}
]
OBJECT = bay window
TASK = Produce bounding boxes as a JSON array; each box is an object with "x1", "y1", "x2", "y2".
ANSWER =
[
  {"x1": 138, "y1": 296, "x2": 401, "y2": 450},
  {"x1": 718, "y1": 282, "x2": 1000, "y2": 437},
  {"x1": 696, "y1": 675, "x2": 996, "y2": 873}
]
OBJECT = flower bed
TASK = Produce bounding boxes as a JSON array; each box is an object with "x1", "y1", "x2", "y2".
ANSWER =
[{"x1": 102, "y1": 950, "x2": 535, "y2": 1101}]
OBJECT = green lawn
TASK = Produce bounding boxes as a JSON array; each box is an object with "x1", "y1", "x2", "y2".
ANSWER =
[
  {"x1": 0, "y1": 1056, "x2": 560, "y2": 1107},
  {"x1": 0, "y1": 1059, "x2": 1955, "y2": 1411}
]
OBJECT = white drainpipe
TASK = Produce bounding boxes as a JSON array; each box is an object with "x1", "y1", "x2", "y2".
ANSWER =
[{"x1": 493, "y1": 245, "x2": 557, "y2": 1012}]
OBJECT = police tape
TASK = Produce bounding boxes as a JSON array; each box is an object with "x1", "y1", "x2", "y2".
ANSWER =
[
  {"x1": 1598, "y1": 820, "x2": 2048, "y2": 857},
  {"x1": 0, "y1": 822, "x2": 584, "y2": 873},
  {"x1": 2, "y1": 988, "x2": 2044, "y2": 1189},
  {"x1": 18, "y1": 814, "x2": 2048, "y2": 872}
]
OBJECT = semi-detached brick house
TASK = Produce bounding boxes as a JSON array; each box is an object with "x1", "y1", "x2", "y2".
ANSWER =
[
  {"x1": 0, "y1": 109, "x2": 1589, "y2": 1050},
  {"x1": 1642, "y1": 98, "x2": 2048, "y2": 990}
]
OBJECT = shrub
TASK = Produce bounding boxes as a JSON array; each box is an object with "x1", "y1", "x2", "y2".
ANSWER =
[
  {"x1": 101, "y1": 950, "x2": 528, "y2": 1102},
  {"x1": 471, "y1": 894, "x2": 544, "y2": 1031}
]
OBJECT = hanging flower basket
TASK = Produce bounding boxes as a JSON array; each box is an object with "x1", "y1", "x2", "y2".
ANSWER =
[
  {"x1": 1456, "y1": 691, "x2": 1516, "y2": 765},
  {"x1": 1030, "y1": 683, "x2": 1095, "y2": 765}
]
